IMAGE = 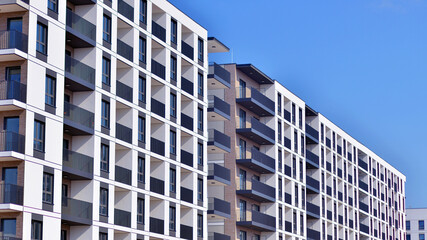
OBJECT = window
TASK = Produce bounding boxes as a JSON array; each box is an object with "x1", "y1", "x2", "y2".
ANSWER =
[
  {"x1": 170, "y1": 93, "x2": 176, "y2": 118},
  {"x1": 420, "y1": 220, "x2": 425, "y2": 230},
  {"x1": 137, "y1": 157, "x2": 145, "y2": 183},
  {"x1": 100, "y1": 144, "x2": 109, "y2": 172},
  {"x1": 291, "y1": 103, "x2": 296, "y2": 124},
  {"x1": 295, "y1": 185, "x2": 299, "y2": 207},
  {"x1": 137, "y1": 198, "x2": 144, "y2": 224},
  {"x1": 101, "y1": 100, "x2": 110, "y2": 128},
  {"x1": 139, "y1": 76, "x2": 146, "y2": 103},
  {"x1": 36, "y1": 23, "x2": 47, "y2": 54},
  {"x1": 197, "y1": 38, "x2": 204, "y2": 62},
  {"x1": 34, "y1": 120, "x2": 45, "y2": 152},
  {"x1": 277, "y1": 93, "x2": 281, "y2": 114},
  {"x1": 299, "y1": 107, "x2": 303, "y2": 129},
  {"x1": 169, "y1": 206, "x2": 176, "y2": 231},
  {"x1": 2, "y1": 219, "x2": 16, "y2": 238},
  {"x1": 31, "y1": 220, "x2": 43, "y2": 240},
  {"x1": 171, "y1": 19, "x2": 177, "y2": 44},
  {"x1": 197, "y1": 214, "x2": 203, "y2": 237},
  {"x1": 42, "y1": 173, "x2": 53, "y2": 204},
  {"x1": 103, "y1": 15, "x2": 111, "y2": 43},
  {"x1": 278, "y1": 178, "x2": 282, "y2": 198},
  {"x1": 197, "y1": 143, "x2": 203, "y2": 166},
  {"x1": 198, "y1": 73, "x2": 204, "y2": 96},
  {"x1": 294, "y1": 130, "x2": 298, "y2": 152},
  {"x1": 170, "y1": 56, "x2": 177, "y2": 81},
  {"x1": 99, "y1": 232, "x2": 107, "y2": 240},
  {"x1": 239, "y1": 139, "x2": 246, "y2": 158},
  {"x1": 100, "y1": 188, "x2": 108, "y2": 216},
  {"x1": 239, "y1": 230, "x2": 247, "y2": 240},
  {"x1": 278, "y1": 121, "x2": 281, "y2": 142},
  {"x1": 169, "y1": 168, "x2": 176, "y2": 193},
  {"x1": 139, "y1": 37, "x2": 146, "y2": 63},
  {"x1": 407, "y1": 235, "x2": 411, "y2": 240},
  {"x1": 48, "y1": 0, "x2": 57, "y2": 12},
  {"x1": 45, "y1": 75, "x2": 56, "y2": 107},
  {"x1": 420, "y1": 234, "x2": 425, "y2": 240},
  {"x1": 239, "y1": 109, "x2": 246, "y2": 128},
  {"x1": 197, "y1": 108, "x2": 203, "y2": 131},
  {"x1": 407, "y1": 220, "x2": 410, "y2": 230},
  {"x1": 170, "y1": 130, "x2": 176, "y2": 155},
  {"x1": 197, "y1": 178, "x2": 203, "y2": 201},
  {"x1": 138, "y1": 116, "x2": 145, "y2": 143},
  {"x1": 239, "y1": 169, "x2": 246, "y2": 190},
  {"x1": 279, "y1": 206, "x2": 283, "y2": 226},
  {"x1": 102, "y1": 57, "x2": 111, "y2": 85},
  {"x1": 139, "y1": 0, "x2": 147, "y2": 24}
]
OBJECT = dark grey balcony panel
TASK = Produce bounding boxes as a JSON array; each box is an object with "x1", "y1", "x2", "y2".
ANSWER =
[
  {"x1": 326, "y1": 186, "x2": 332, "y2": 196},
  {"x1": 117, "y1": 39, "x2": 133, "y2": 62},
  {"x1": 283, "y1": 109, "x2": 291, "y2": 122},
  {"x1": 236, "y1": 179, "x2": 275, "y2": 202},
  {"x1": 0, "y1": 80, "x2": 26, "y2": 103},
  {"x1": 360, "y1": 223, "x2": 369, "y2": 234},
  {"x1": 306, "y1": 149, "x2": 319, "y2": 168},
  {"x1": 306, "y1": 202, "x2": 320, "y2": 219},
  {"x1": 349, "y1": 219, "x2": 354, "y2": 228},
  {"x1": 152, "y1": 21, "x2": 166, "y2": 42},
  {"x1": 359, "y1": 180, "x2": 368, "y2": 192},
  {"x1": 151, "y1": 98, "x2": 165, "y2": 117},
  {"x1": 338, "y1": 191, "x2": 343, "y2": 201},
  {"x1": 0, "y1": 183, "x2": 23, "y2": 205},
  {"x1": 115, "y1": 166, "x2": 131, "y2": 185},
  {"x1": 284, "y1": 193, "x2": 291, "y2": 204},
  {"x1": 64, "y1": 55, "x2": 95, "y2": 91},
  {"x1": 0, "y1": 30, "x2": 28, "y2": 53},
  {"x1": 305, "y1": 123, "x2": 319, "y2": 144},
  {"x1": 337, "y1": 168, "x2": 343, "y2": 178},
  {"x1": 208, "y1": 163, "x2": 230, "y2": 185},
  {"x1": 150, "y1": 217, "x2": 164, "y2": 234},
  {"x1": 62, "y1": 149, "x2": 93, "y2": 180},
  {"x1": 236, "y1": 117, "x2": 275, "y2": 145},
  {"x1": 284, "y1": 136, "x2": 291, "y2": 150},
  {"x1": 181, "y1": 113, "x2": 193, "y2": 131},
  {"x1": 66, "y1": 9, "x2": 96, "y2": 48},
  {"x1": 327, "y1": 235, "x2": 333, "y2": 240},
  {"x1": 236, "y1": 64, "x2": 274, "y2": 84},
  {"x1": 236, "y1": 147, "x2": 275, "y2": 174},
  {"x1": 284, "y1": 165, "x2": 291, "y2": 177},
  {"x1": 325, "y1": 137, "x2": 331, "y2": 148},
  {"x1": 348, "y1": 174, "x2": 353, "y2": 184},
  {"x1": 180, "y1": 224, "x2": 193, "y2": 240},
  {"x1": 150, "y1": 137, "x2": 165, "y2": 156},
  {"x1": 117, "y1": 0, "x2": 134, "y2": 21},
  {"x1": 181, "y1": 149, "x2": 193, "y2": 168},
  {"x1": 208, "y1": 129, "x2": 231, "y2": 153},
  {"x1": 338, "y1": 215, "x2": 343, "y2": 224},
  {"x1": 358, "y1": 158, "x2": 368, "y2": 171},
  {"x1": 208, "y1": 95, "x2": 230, "y2": 120},
  {"x1": 307, "y1": 228, "x2": 320, "y2": 240},
  {"x1": 116, "y1": 81, "x2": 133, "y2": 102},
  {"x1": 180, "y1": 186, "x2": 193, "y2": 204},
  {"x1": 61, "y1": 197, "x2": 92, "y2": 225},
  {"x1": 306, "y1": 175, "x2": 320, "y2": 193},
  {"x1": 208, "y1": 232, "x2": 230, "y2": 240},
  {"x1": 327, "y1": 210, "x2": 332, "y2": 220},
  {"x1": 208, "y1": 197, "x2": 231, "y2": 218},
  {"x1": 237, "y1": 210, "x2": 275, "y2": 232},
  {"x1": 285, "y1": 221, "x2": 292, "y2": 233},
  {"x1": 114, "y1": 208, "x2": 131, "y2": 228},
  {"x1": 236, "y1": 87, "x2": 274, "y2": 116},
  {"x1": 151, "y1": 59, "x2": 165, "y2": 79},
  {"x1": 208, "y1": 63, "x2": 231, "y2": 88},
  {"x1": 337, "y1": 145, "x2": 342, "y2": 155},
  {"x1": 181, "y1": 77, "x2": 193, "y2": 95},
  {"x1": 0, "y1": 235, "x2": 21, "y2": 240},
  {"x1": 63, "y1": 102, "x2": 94, "y2": 135},
  {"x1": 116, "y1": 123, "x2": 132, "y2": 143},
  {"x1": 326, "y1": 162, "x2": 332, "y2": 172},
  {"x1": 150, "y1": 177, "x2": 164, "y2": 195},
  {"x1": 67, "y1": 0, "x2": 95, "y2": 5},
  {"x1": 0, "y1": 131, "x2": 25, "y2": 154},
  {"x1": 359, "y1": 201, "x2": 369, "y2": 213},
  {"x1": 181, "y1": 41, "x2": 193, "y2": 60},
  {"x1": 349, "y1": 197, "x2": 353, "y2": 206},
  {"x1": 348, "y1": 152, "x2": 353, "y2": 162}
]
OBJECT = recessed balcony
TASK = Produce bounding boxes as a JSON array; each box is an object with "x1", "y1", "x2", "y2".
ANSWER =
[
  {"x1": 236, "y1": 147, "x2": 275, "y2": 174},
  {"x1": 306, "y1": 202, "x2": 320, "y2": 219},
  {"x1": 208, "y1": 197, "x2": 230, "y2": 219},
  {"x1": 236, "y1": 178, "x2": 275, "y2": 202},
  {"x1": 236, "y1": 210, "x2": 275, "y2": 232},
  {"x1": 152, "y1": 21, "x2": 166, "y2": 42},
  {"x1": 61, "y1": 197, "x2": 92, "y2": 225},
  {"x1": 236, "y1": 117, "x2": 275, "y2": 145},
  {"x1": 236, "y1": 87, "x2": 274, "y2": 117},
  {"x1": 0, "y1": 31, "x2": 28, "y2": 62},
  {"x1": 181, "y1": 41, "x2": 193, "y2": 60},
  {"x1": 64, "y1": 55, "x2": 95, "y2": 91},
  {"x1": 208, "y1": 95, "x2": 230, "y2": 121},
  {"x1": 66, "y1": 9, "x2": 96, "y2": 48},
  {"x1": 114, "y1": 208, "x2": 131, "y2": 228},
  {"x1": 115, "y1": 166, "x2": 131, "y2": 185},
  {"x1": 62, "y1": 149, "x2": 93, "y2": 180},
  {"x1": 306, "y1": 149, "x2": 319, "y2": 168},
  {"x1": 208, "y1": 129, "x2": 231, "y2": 153},
  {"x1": 208, "y1": 63, "x2": 230, "y2": 89},
  {"x1": 306, "y1": 175, "x2": 319, "y2": 193},
  {"x1": 305, "y1": 123, "x2": 319, "y2": 144},
  {"x1": 207, "y1": 163, "x2": 230, "y2": 186}
]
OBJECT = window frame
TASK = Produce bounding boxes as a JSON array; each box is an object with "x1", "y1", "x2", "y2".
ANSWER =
[
  {"x1": 139, "y1": 76, "x2": 146, "y2": 103},
  {"x1": 170, "y1": 56, "x2": 177, "y2": 81},
  {"x1": 169, "y1": 168, "x2": 176, "y2": 193},
  {"x1": 42, "y1": 172, "x2": 53, "y2": 204},
  {"x1": 197, "y1": 214, "x2": 203, "y2": 237},
  {"x1": 102, "y1": 15, "x2": 111, "y2": 43},
  {"x1": 139, "y1": 37, "x2": 146, "y2": 63},
  {"x1": 45, "y1": 75, "x2": 56, "y2": 107},
  {"x1": 47, "y1": 0, "x2": 58, "y2": 13},
  {"x1": 197, "y1": 107, "x2": 203, "y2": 131},
  {"x1": 139, "y1": 0, "x2": 147, "y2": 24},
  {"x1": 197, "y1": 72, "x2": 203, "y2": 96},
  {"x1": 170, "y1": 93, "x2": 177, "y2": 118},
  {"x1": 36, "y1": 22, "x2": 47, "y2": 55},
  {"x1": 137, "y1": 198, "x2": 144, "y2": 224},
  {"x1": 197, "y1": 178, "x2": 203, "y2": 201},
  {"x1": 31, "y1": 220, "x2": 43, "y2": 240},
  {"x1": 170, "y1": 19, "x2": 177, "y2": 44},
  {"x1": 137, "y1": 157, "x2": 145, "y2": 183},
  {"x1": 169, "y1": 130, "x2": 176, "y2": 155},
  {"x1": 197, "y1": 38, "x2": 204, "y2": 62},
  {"x1": 138, "y1": 116, "x2": 145, "y2": 143},
  {"x1": 100, "y1": 143, "x2": 109, "y2": 173},
  {"x1": 101, "y1": 100, "x2": 110, "y2": 128},
  {"x1": 99, "y1": 187, "x2": 108, "y2": 216},
  {"x1": 169, "y1": 206, "x2": 176, "y2": 231},
  {"x1": 197, "y1": 142, "x2": 203, "y2": 166},
  {"x1": 34, "y1": 120, "x2": 45, "y2": 152},
  {"x1": 102, "y1": 57, "x2": 111, "y2": 86}
]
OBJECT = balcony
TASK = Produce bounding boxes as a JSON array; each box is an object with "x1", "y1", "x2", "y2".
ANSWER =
[
  {"x1": 116, "y1": 81, "x2": 133, "y2": 103},
  {"x1": 284, "y1": 193, "x2": 291, "y2": 204},
  {"x1": 359, "y1": 180, "x2": 368, "y2": 192},
  {"x1": 208, "y1": 129, "x2": 231, "y2": 153},
  {"x1": 236, "y1": 147, "x2": 275, "y2": 174},
  {"x1": 150, "y1": 217, "x2": 164, "y2": 234},
  {"x1": 208, "y1": 197, "x2": 231, "y2": 219},
  {"x1": 114, "y1": 208, "x2": 131, "y2": 228},
  {"x1": 180, "y1": 186, "x2": 193, "y2": 204},
  {"x1": 208, "y1": 164, "x2": 230, "y2": 185},
  {"x1": 236, "y1": 87, "x2": 274, "y2": 116},
  {"x1": 0, "y1": 31, "x2": 28, "y2": 62},
  {"x1": 360, "y1": 223, "x2": 369, "y2": 234},
  {"x1": 0, "y1": 183, "x2": 23, "y2": 207},
  {"x1": 63, "y1": 102, "x2": 94, "y2": 135},
  {"x1": 0, "y1": 80, "x2": 27, "y2": 109},
  {"x1": 285, "y1": 221, "x2": 292, "y2": 233},
  {"x1": 306, "y1": 175, "x2": 320, "y2": 193},
  {"x1": 180, "y1": 224, "x2": 193, "y2": 240},
  {"x1": 0, "y1": 0, "x2": 29, "y2": 13},
  {"x1": 150, "y1": 137, "x2": 165, "y2": 156},
  {"x1": 115, "y1": 166, "x2": 131, "y2": 185},
  {"x1": 181, "y1": 149, "x2": 193, "y2": 168},
  {"x1": 65, "y1": 55, "x2": 95, "y2": 91},
  {"x1": 65, "y1": 9, "x2": 96, "y2": 48},
  {"x1": 152, "y1": 21, "x2": 166, "y2": 42},
  {"x1": 117, "y1": 0, "x2": 134, "y2": 21},
  {"x1": 236, "y1": 178, "x2": 275, "y2": 202},
  {"x1": 62, "y1": 149, "x2": 93, "y2": 180},
  {"x1": 284, "y1": 136, "x2": 291, "y2": 150},
  {"x1": 307, "y1": 228, "x2": 321, "y2": 240},
  {"x1": 181, "y1": 77, "x2": 193, "y2": 95},
  {"x1": 208, "y1": 63, "x2": 231, "y2": 88},
  {"x1": 208, "y1": 232, "x2": 230, "y2": 240},
  {"x1": 325, "y1": 137, "x2": 331, "y2": 148},
  {"x1": 150, "y1": 177, "x2": 164, "y2": 195},
  {"x1": 236, "y1": 210, "x2": 275, "y2": 232},
  {"x1": 61, "y1": 197, "x2": 92, "y2": 225},
  {"x1": 181, "y1": 41, "x2": 193, "y2": 60},
  {"x1": 0, "y1": 131, "x2": 25, "y2": 154},
  {"x1": 284, "y1": 165, "x2": 291, "y2": 177},
  {"x1": 358, "y1": 158, "x2": 368, "y2": 171},
  {"x1": 208, "y1": 95, "x2": 230, "y2": 121},
  {"x1": 306, "y1": 202, "x2": 320, "y2": 218},
  {"x1": 151, "y1": 98, "x2": 165, "y2": 118},
  {"x1": 117, "y1": 39, "x2": 133, "y2": 62},
  {"x1": 305, "y1": 124, "x2": 319, "y2": 144},
  {"x1": 306, "y1": 149, "x2": 319, "y2": 168},
  {"x1": 116, "y1": 123, "x2": 132, "y2": 144},
  {"x1": 236, "y1": 117, "x2": 275, "y2": 145},
  {"x1": 359, "y1": 201, "x2": 369, "y2": 213},
  {"x1": 181, "y1": 113, "x2": 193, "y2": 131},
  {"x1": 151, "y1": 59, "x2": 165, "y2": 79}
]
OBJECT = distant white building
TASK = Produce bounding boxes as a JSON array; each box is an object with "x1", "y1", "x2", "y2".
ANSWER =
[{"x1": 406, "y1": 208, "x2": 427, "y2": 240}]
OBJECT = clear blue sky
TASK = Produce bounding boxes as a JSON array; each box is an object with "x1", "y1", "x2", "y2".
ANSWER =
[{"x1": 168, "y1": 0, "x2": 427, "y2": 208}]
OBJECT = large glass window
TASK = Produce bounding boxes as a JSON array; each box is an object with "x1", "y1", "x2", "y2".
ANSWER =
[
  {"x1": 1, "y1": 219, "x2": 16, "y2": 238},
  {"x1": 137, "y1": 157, "x2": 145, "y2": 183},
  {"x1": 170, "y1": 130, "x2": 176, "y2": 155},
  {"x1": 31, "y1": 220, "x2": 43, "y2": 240},
  {"x1": 99, "y1": 188, "x2": 108, "y2": 216},
  {"x1": 420, "y1": 234, "x2": 425, "y2": 240},
  {"x1": 139, "y1": 37, "x2": 146, "y2": 63},
  {"x1": 34, "y1": 120, "x2": 45, "y2": 152},
  {"x1": 169, "y1": 206, "x2": 176, "y2": 231},
  {"x1": 100, "y1": 144, "x2": 109, "y2": 172},
  {"x1": 103, "y1": 15, "x2": 111, "y2": 43},
  {"x1": 45, "y1": 75, "x2": 56, "y2": 107},
  {"x1": 36, "y1": 23, "x2": 47, "y2": 54},
  {"x1": 42, "y1": 173, "x2": 53, "y2": 204},
  {"x1": 48, "y1": 0, "x2": 57, "y2": 12},
  {"x1": 139, "y1": 76, "x2": 146, "y2": 103},
  {"x1": 137, "y1": 198, "x2": 144, "y2": 224},
  {"x1": 138, "y1": 116, "x2": 145, "y2": 143},
  {"x1": 101, "y1": 100, "x2": 110, "y2": 128},
  {"x1": 171, "y1": 19, "x2": 177, "y2": 44},
  {"x1": 102, "y1": 57, "x2": 111, "y2": 85},
  {"x1": 139, "y1": 0, "x2": 147, "y2": 24}
]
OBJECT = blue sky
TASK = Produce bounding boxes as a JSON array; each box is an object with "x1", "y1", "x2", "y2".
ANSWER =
[{"x1": 168, "y1": 0, "x2": 427, "y2": 207}]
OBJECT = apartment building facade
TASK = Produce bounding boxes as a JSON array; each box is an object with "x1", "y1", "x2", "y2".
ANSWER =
[
  {"x1": 406, "y1": 208, "x2": 427, "y2": 240},
  {"x1": 0, "y1": 0, "x2": 210, "y2": 239}
]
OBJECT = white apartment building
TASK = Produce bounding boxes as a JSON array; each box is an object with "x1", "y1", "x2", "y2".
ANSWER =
[
  {"x1": 0, "y1": 0, "x2": 209, "y2": 239},
  {"x1": 406, "y1": 208, "x2": 427, "y2": 240}
]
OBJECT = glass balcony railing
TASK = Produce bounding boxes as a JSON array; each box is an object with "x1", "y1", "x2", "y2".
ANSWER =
[
  {"x1": 0, "y1": 80, "x2": 26, "y2": 103},
  {"x1": 0, "y1": 131, "x2": 25, "y2": 154},
  {"x1": 116, "y1": 123, "x2": 132, "y2": 143},
  {"x1": 62, "y1": 149, "x2": 93, "y2": 176},
  {"x1": 63, "y1": 101, "x2": 94, "y2": 130},
  {"x1": 181, "y1": 77, "x2": 193, "y2": 95},
  {"x1": 61, "y1": 197, "x2": 92, "y2": 223},
  {"x1": 66, "y1": 9, "x2": 96, "y2": 41},
  {"x1": 117, "y1": 0, "x2": 134, "y2": 21},
  {"x1": 236, "y1": 87, "x2": 274, "y2": 116},
  {"x1": 151, "y1": 21, "x2": 166, "y2": 42},
  {"x1": 208, "y1": 63, "x2": 231, "y2": 87},
  {"x1": 0, "y1": 183, "x2": 23, "y2": 205},
  {"x1": 181, "y1": 41, "x2": 193, "y2": 60},
  {"x1": 208, "y1": 95, "x2": 230, "y2": 120},
  {"x1": 0, "y1": 30, "x2": 28, "y2": 53},
  {"x1": 117, "y1": 39, "x2": 133, "y2": 62},
  {"x1": 116, "y1": 81, "x2": 133, "y2": 103},
  {"x1": 151, "y1": 59, "x2": 165, "y2": 79},
  {"x1": 65, "y1": 55, "x2": 95, "y2": 86}
]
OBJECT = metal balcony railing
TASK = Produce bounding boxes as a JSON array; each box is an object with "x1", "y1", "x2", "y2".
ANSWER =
[{"x1": 0, "y1": 30, "x2": 28, "y2": 52}]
